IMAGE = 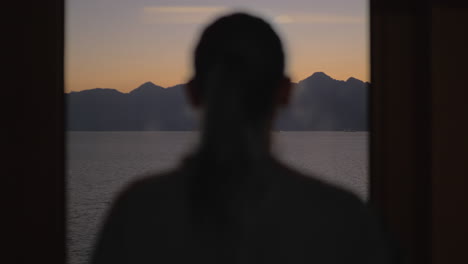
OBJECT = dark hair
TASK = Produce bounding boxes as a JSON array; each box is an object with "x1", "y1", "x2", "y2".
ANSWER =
[
  {"x1": 187, "y1": 12, "x2": 285, "y2": 256},
  {"x1": 193, "y1": 12, "x2": 285, "y2": 162}
]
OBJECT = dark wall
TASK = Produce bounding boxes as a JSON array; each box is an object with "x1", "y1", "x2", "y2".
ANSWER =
[
  {"x1": 431, "y1": 6, "x2": 468, "y2": 264},
  {"x1": 370, "y1": 1, "x2": 468, "y2": 264},
  {"x1": 8, "y1": 1, "x2": 65, "y2": 264}
]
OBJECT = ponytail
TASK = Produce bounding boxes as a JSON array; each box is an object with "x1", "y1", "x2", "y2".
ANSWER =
[
  {"x1": 189, "y1": 57, "x2": 267, "y2": 217},
  {"x1": 185, "y1": 12, "x2": 285, "y2": 261}
]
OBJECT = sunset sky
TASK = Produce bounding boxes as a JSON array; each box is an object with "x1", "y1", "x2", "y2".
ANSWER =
[{"x1": 65, "y1": 0, "x2": 368, "y2": 93}]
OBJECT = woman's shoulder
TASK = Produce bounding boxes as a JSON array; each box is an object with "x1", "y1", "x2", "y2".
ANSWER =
[
  {"x1": 118, "y1": 167, "x2": 188, "y2": 202},
  {"x1": 269, "y1": 158, "x2": 364, "y2": 206}
]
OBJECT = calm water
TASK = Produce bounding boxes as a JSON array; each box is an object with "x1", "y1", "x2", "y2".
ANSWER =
[{"x1": 67, "y1": 131, "x2": 368, "y2": 264}]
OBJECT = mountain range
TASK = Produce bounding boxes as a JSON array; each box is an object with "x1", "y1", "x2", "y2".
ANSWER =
[{"x1": 66, "y1": 72, "x2": 368, "y2": 131}]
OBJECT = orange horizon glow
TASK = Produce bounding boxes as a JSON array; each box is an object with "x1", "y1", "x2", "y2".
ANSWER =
[{"x1": 65, "y1": 67, "x2": 369, "y2": 94}]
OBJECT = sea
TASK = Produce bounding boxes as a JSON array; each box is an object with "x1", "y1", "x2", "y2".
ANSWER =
[{"x1": 67, "y1": 131, "x2": 369, "y2": 264}]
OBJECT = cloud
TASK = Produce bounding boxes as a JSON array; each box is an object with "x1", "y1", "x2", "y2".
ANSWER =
[
  {"x1": 142, "y1": 5, "x2": 229, "y2": 24},
  {"x1": 143, "y1": 6, "x2": 228, "y2": 14},
  {"x1": 274, "y1": 13, "x2": 365, "y2": 25},
  {"x1": 141, "y1": 6, "x2": 365, "y2": 26}
]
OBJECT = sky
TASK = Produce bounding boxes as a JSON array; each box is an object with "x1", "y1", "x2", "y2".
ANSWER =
[{"x1": 65, "y1": 0, "x2": 368, "y2": 93}]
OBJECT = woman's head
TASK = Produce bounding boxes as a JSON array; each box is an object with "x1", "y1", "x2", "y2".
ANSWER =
[
  {"x1": 185, "y1": 13, "x2": 291, "y2": 234},
  {"x1": 186, "y1": 12, "x2": 292, "y2": 167},
  {"x1": 187, "y1": 12, "x2": 291, "y2": 126}
]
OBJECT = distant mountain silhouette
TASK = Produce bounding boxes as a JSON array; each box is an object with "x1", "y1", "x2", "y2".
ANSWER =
[
  {"x1": 66, "y1": 72, "x2": 368, "y2": 131},
  {"x1": 275, "y1": 72, "x2": 368, "y2": 131}
]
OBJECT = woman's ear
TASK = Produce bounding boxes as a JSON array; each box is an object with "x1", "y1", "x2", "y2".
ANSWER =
[
  {"x1": 185, "y1": 79, "x2": 202, "y2": 109},
  {"x1": 277, "y1": 76, "x2": 292, "y2": 107}
]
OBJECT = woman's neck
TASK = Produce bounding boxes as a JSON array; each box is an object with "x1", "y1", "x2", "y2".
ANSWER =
[{"x1": 197, "y1": 123, "x2": 272, "y2": 164}]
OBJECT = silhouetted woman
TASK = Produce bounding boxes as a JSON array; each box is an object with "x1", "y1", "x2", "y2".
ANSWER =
[{"x1": 92, "y1": 12, "x2": 395, "y2": 264}]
